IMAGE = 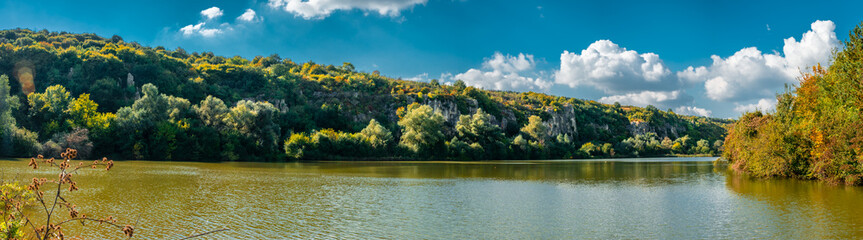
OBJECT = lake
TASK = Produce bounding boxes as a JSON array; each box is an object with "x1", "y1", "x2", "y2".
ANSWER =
[{"x1": 2, "y1": 157, "x2": 862, "y2": 239}]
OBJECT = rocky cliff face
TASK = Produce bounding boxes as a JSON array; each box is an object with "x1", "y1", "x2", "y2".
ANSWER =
[
  {"x1": 287, "y1": 92, "x2": 605, "y2": 140},
  {"x1": 543, "y1": 105, "x2": 578, "y2": 138},
  {"x1": 628, "y1": 121, "x2": 684, "y2": 139},
  {"x1": 425, "y1": 98, "x2": 467, "y2": 125},
  {"x1": 423, "y1": 98, "x2": 520, "y2": 136}
]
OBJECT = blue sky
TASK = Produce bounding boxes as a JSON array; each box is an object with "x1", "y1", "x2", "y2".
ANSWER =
[{"x1": 2, "y1": 0, "x2": 862, "y2": 118}]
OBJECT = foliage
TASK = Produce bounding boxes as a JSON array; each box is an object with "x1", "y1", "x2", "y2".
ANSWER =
[
  {"x1": 520, "y1": 115, "x2": 549, "y2": 143},
  {"x1": 358, "y1": 119, "x2": 393, "y2": 149},
  {"x1": 722, "y1": 22, "x2": 863, "y2": 185},
  {"x1": 398, "y1": 104, "x2": 445, "y2": 157}
]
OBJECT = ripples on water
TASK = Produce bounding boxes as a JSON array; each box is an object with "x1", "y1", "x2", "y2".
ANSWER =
[{"x1": 1, "y1": 157, "x2": 862, "y2": 239}]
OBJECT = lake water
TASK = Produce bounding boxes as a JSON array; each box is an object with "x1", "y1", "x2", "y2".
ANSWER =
[{"x1": 2, "y1": 157, "x2": 862, "y2": 239}]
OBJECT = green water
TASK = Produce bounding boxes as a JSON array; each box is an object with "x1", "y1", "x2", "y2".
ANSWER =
[{"x1": 2, "y1": 157, "x2": 862, "y2": 239}]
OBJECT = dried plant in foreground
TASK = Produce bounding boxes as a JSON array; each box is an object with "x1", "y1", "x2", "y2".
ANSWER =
[{"x1": 2, "y1": 148, "x2": 228, "y2": 239}]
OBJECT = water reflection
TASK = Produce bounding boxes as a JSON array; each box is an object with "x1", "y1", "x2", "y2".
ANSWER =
[
  {"x1": 725, "y1": 170, "x2": 863, "y2": 239},
  {"x1": 1, "y1": 158, "x2": 862, "y2": 239},
  {"x1": 280, "y1": 157, "x2": 718, "y2": 185}
]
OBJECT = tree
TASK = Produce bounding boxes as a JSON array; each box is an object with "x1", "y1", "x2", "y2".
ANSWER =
[
  {"x1": 453, "y1": 80, "x2": 467, "y2": 90},
  {"x1": 672, "y1": 135, "x2": 691, "y2": 154},
  {"x1": 66, "y1": 93, "x2": 112, "y2": 131},
  {"x1": 194, "y1": 95, "x2": 228, "y2": 127},
  {"x1": 28, "y1": 85, "x2": 73, "y2": 136},
  {"x1": 358, "y1": 119, "x2": 392, "y2": 149},
  {"x1": 660, "y1": 137, "x2": 673, "y2": 150},
  {"x1": 521, "y1": 115, "x2": 549, "y2": 143},
  {"x1": 132, "y1": 83, "x2": 191, "y2": 123},
  {"x1": 284, "y1": 133, "x2": 314, "y2": 159},
  {"x1": 0, "y1": 75, "x2": 20, "y2": 155},
  {"x1": 579, "y1": 142, "x2": 599, "y2": 157},
  {"x1": 398, "y1": 104, "x2": 445, "y2": 156},
  {"x1": 695, "y1": 139, "x2": 711, "y2": 154},
  {"x1": 601, "y1": 143, "x2": 614, "y2": 156},
  {"x1": 453, "y1": 109, "x2": 507, "y2": 159},
  {"x1": 713, "y1": 140, "x2": 724, "y2": 152},
  {"x1": 224, "y1": 100, "x2": 280, "y2": 152},
  {"x1": 456, "y1": 109, "x2": 504, "y2": 144}
]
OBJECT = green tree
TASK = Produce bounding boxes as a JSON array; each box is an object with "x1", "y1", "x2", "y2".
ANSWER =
[
  {"x1": 224, "y1": 100, "x2": 280, "y2": 153},
  {"x1": 194, "y1": 95, "x2": 228, "y2": 127},
  {"x1": 398, "y1": 104, "x2": 445, "y2": 157},
  {"x1": 521, "y1": 115, "x2": 549, "y2": 143},
  {"x1": 66, "y1": 93, "x2": 112, "y2": 131},
  {"x1": 358, "y1": 119, "x2": 392, "y2": 149},
  {"x1": 27, "y1": 85, "x2": 73, "y2": 137},
  {"x1": 695, "y1": 139, "x2": 711, "y2": 154},
  {"x1": 579, "y1": 142, "x2": 599, "y2": 156},
  {"x1": 0, "y1": 75, "x2": 20, "y2": 155}
]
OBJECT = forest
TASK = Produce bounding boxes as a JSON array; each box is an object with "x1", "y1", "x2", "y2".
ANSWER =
[
  {"x1": 0, "y1": 29, "x2": 731, "y2": 161},
  {"x1": 723, "y1": 23, "x2": 863, "y2": 185}
]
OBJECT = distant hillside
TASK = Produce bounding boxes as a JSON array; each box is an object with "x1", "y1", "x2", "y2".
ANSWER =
[{"x1": 0, "y1": 28, "x2": 731, "y2": 161}]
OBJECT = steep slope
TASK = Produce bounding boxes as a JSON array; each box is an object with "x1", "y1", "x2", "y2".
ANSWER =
[{"x1": 0, "y1": 29, "x2": 730, "y2": 161}]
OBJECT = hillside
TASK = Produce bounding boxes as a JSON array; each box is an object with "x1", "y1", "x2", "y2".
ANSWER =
[
  {"x1": 0, "y1": 29, "x2": 731, "y2": 161},
  {"x1": 723, "y1": 23, "x2": 863, "y2": 185}
]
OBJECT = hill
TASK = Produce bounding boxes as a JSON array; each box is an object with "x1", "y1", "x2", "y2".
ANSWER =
[{"x1": 0, "y1": 29, "x2": 731, "y2": 161}]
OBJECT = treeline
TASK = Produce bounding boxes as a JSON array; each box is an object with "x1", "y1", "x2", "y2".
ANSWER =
[
  {"x1": 284, "y1": 104, "x2": 725, "y2": 160},
  {"x1": 0, "y1": 28, "x2": 730, "y2": 161},
  {"x1": 723, "y1": 23, "x2": 863, "y2": 185}
]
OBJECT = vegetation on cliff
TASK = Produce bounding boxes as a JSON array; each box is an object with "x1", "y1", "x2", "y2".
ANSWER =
[
  {"x1": 723, "y1": 23, "x2": 863, "y2": 185},
  {"x1": 0, "y1": 29, "x2": 730, "y2": 161}
]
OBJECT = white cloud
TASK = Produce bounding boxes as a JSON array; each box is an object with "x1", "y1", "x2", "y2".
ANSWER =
[
  {"x1": 453, "y1": 52, "x2": 552, "y2": 91},
  {"x1": 405, "y1": 73, "x2": 428, "y2": 82},
  {"x1": 675, "y1": 106, "x2": 712, "y2": 117},
  {"x1": 179, "y1": 7, "x2": 265, "y2": 38},
  {"x1": 180, "y1": 22, "x2": 225, "y2": 37},
  {"x1": 237, "y1": 9, "x2": 261, "y2": 22},
  {"x1": 485, "y1": 52, "x2": 535, "y2": 73},
  {"x1": 555, "y1": 40, "x2": 676, "y2": 93},
  {"x1": 598, "y1": 90, "x2": 692, "y2": 109},
  {"x1": 783, "y1": 20, "x2": 838, "y2": 72},
  {"x1": 201, "y1": 7, "x2": 224, "y2": 20},
  {"x1": 267, "y1": 0, "x2": 427, "y2": 20},
  {"x1": 734, "y1": 98, "x2": 778, "y2": 113},
  {"x1": 680, "y1": 20, "x2": 840, "y2": 102}
]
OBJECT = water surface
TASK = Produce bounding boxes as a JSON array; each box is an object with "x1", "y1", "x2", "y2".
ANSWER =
[{"x1": 1, "y1": 157, "x2": 862, "y2": 239}]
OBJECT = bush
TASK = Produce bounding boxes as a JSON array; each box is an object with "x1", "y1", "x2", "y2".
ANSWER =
[
  {"x1": 44, "y1": 128, "x2": 93, "y2": 159},
  {"x1": 12, "y1": 128, "x2": 42, "y2": 156}
]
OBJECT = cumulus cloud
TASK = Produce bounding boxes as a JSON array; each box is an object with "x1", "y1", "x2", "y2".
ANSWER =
[
  {"x1": 680, "y1": 20, "x2": 840, "y2": 102},
  {"x1": 237, "y1": 9, "x2": 261, "y2": 22},
  {"x1": 180, "y1": 22, "x2": 226, "y2": 37},
  {"x1": 734, "y1": 98, "x2": 778, "y2": 113},
  {"x1": 484, "y1": 52, "x2": 535, "y2": 73},
  {"x1": 453, "y1": 52, "x2": 552, "y2": 91},
  {"x1": 179, "y1": 7, "x2": 263, "y2": 38},
  {"x1": 201, "y1": 7, "x2": 224, "y2": 20},
  {"x1": 674, "y1": 106, "x2": 712, "y2": 117},
  {"x1": 783, "y1": 20, "x2": 839, "y2": 72},
  {"x1": 404, "y1": 73, "x2": 429, "y2": 82},
  {"x1": 267, "y1": 0, "x2": 427, "y2": 20},
  {"x1": 598, "y1": 90, "x2": 693, "y2": 109},
  {"x1": 555, "y1": 40, "x2": 676, "y2": 94}
]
